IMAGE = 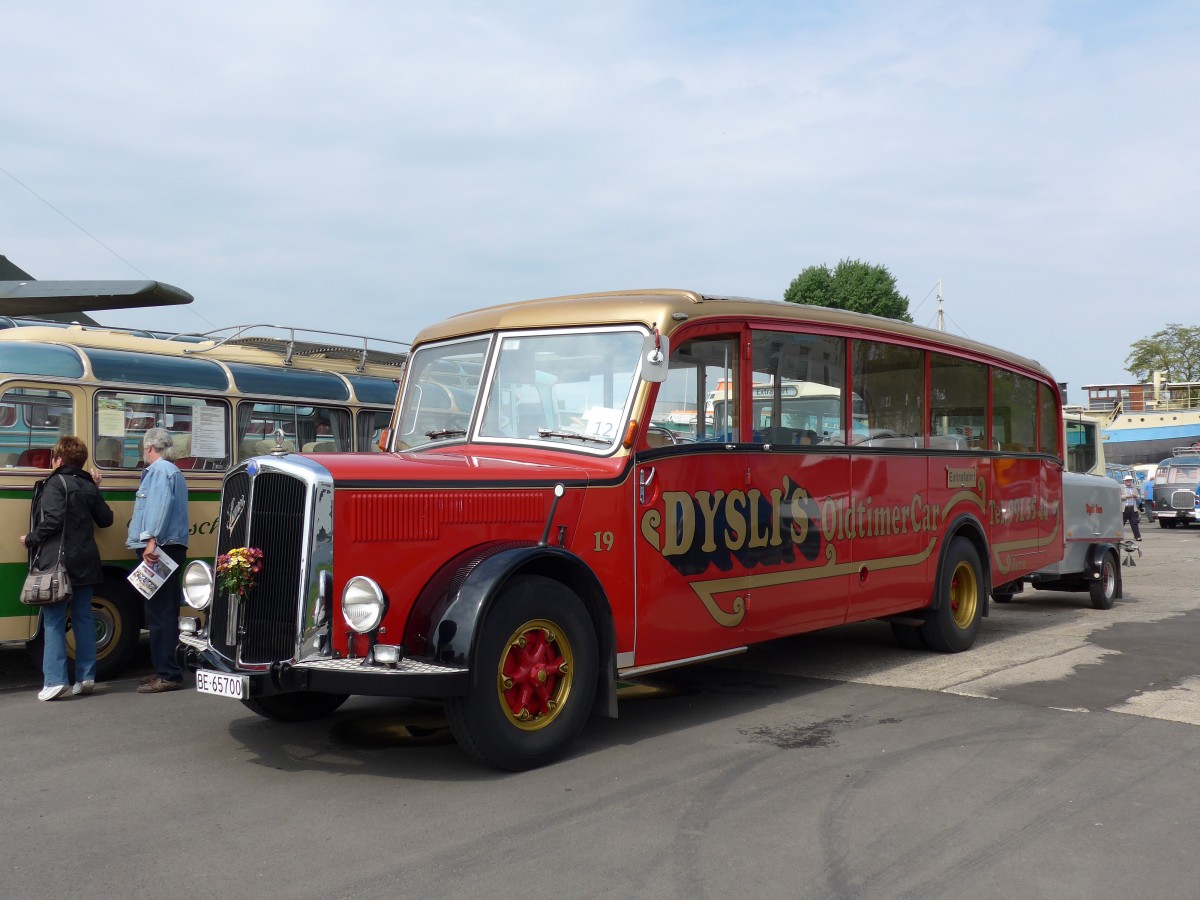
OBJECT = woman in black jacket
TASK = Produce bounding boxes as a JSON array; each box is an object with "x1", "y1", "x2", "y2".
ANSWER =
[{"x1": 20, "y1": 436, "x2": 114, "y2": 701}]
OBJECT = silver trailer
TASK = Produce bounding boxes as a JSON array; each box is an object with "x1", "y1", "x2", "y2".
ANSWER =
[{"x1": 993, "y1": 471, "x2": 1123, "y2": 609}]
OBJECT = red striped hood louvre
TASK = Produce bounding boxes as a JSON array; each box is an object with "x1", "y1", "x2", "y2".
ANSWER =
[{"x1": 318, "y1": 449, "x2": 599, "y2": 546}]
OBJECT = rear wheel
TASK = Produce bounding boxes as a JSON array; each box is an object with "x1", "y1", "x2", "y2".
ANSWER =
[
  {"x1": 991, "y1": 591, "x2": 1014, "y2": 604},
  {"x1": 1089, "y1": 552, "x2": 1118, "y2": 610},
  {"x1": 446, "y1": 574, "x2": 598, "y2": 771},
  {"x1": 921, "y1": 537, "x2": 984, "y2": 653},
  {"x1": 1160, "y1": 519, "x2": 1176, "y2": 528},
  {"x1": 242, "y1": 692, "x2": 349, "y2": 721}
]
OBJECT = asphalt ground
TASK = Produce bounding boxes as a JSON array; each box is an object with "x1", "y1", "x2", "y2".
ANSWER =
[{"x1": 3, "y1": 520, "x2": 1199, "y2": 899}]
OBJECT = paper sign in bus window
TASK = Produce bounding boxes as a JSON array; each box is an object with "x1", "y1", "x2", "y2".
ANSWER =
[
  {"x1": 97, "y1": 397, "x2": 126, "y2": 437},
  {"x1": 582, "y1": 406, "x2": 622, "y2": 442},
  {"x1": 190, "y1": 406, "x2": 228, "y2": 458}
]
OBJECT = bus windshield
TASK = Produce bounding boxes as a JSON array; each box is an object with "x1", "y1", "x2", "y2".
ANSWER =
[{"x1": 398, "y1": 328, "x2": 646, "y2": 451}]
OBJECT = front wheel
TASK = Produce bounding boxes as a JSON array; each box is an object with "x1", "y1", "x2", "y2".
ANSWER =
[
  {"x1": 1089, "y1": 552, "x2": 1118, "y2": 610},
  {"x1": 242, "y1": 692, "x2": 349, "y2": 721},
  {"x1": 445, "y1": 574, "x2": 598, "y2": 771},
  {"x1": 921, "y1": 537, "x2": 984, "y2": 653}
]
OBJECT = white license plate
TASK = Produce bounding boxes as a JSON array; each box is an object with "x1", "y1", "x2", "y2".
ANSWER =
[{"x1": 195, "y1": 669, "x2": 249, "y2": 700}]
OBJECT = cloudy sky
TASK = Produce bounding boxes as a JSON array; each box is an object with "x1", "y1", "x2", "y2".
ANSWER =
[{"x1": 3, "y1": 1, "x2": 1197, "y2": 400}]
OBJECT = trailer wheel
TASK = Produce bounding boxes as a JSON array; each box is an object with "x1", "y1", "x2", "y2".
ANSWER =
[
  {"x1": 1089, "y1": 551, "x2": 1118, "y2": 610},
  {"x1": 242, "y1": 692, "x2": 349, "y2": 721},
  {"x1": 446, "y1": 574, "x2": 598, "y2": 771},
  {"x1": 921, "y1": 537, "x2": 983, "y2": 653}
]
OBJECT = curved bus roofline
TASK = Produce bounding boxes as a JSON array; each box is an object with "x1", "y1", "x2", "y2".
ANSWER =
[{"x1": 175, "y1": 323, "x2": 409, "y2": 372}]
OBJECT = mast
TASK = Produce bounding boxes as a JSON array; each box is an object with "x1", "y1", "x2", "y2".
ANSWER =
[{"x1": 936, "y1": 279, "x2": 944, "y2": 332}]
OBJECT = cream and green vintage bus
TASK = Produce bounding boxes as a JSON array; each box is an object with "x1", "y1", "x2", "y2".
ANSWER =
[{"x1": 0, "y1": 289, "x2": 406, "y2": 680}]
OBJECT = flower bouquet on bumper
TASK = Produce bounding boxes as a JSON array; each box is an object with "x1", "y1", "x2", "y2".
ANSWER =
[{"x1": 216, "y1": 547, "x2": 264, "y2": 600}]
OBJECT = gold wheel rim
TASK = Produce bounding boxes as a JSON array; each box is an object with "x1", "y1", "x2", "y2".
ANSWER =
[
  {"x1": 496, "y1": 618, "x2": 574, "y2": 731},
  {"x1": 948, "y1": 561, "x2": 978, "y2": 629}
]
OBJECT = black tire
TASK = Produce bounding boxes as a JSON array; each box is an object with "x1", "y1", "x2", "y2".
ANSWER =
[
  {"x1": 1160, "y1": 519, "x2": 1176, "y2": 528},
  {"x1": 890, "y1": 622, "x2": 926, "y2": 650},
  {"x1": 27, "y1": 573, "x2": 143, "y2": 682},
  {"x1": 991, "y1": 591, "x2": 1015, "y2": 604},
  {"x1": 920, "y1": 537, "x2": 984, "y2": 653},
  {"x1": 1089, "y1": 552, "x2": 1118, "y2": 610},
  {"x1": 445, "y1": 574, "x2": 598, "y2": 771},
  {"x1": 242, "y1": 692, "x2": 349, "y2": 722}
]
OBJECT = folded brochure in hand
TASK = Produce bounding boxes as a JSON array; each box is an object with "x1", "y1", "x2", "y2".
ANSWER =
[{"x1": 127, "y1": 551, "x2": 179, "y2": 599}]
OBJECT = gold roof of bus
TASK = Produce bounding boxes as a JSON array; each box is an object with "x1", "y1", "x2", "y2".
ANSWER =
[{"x1": 414, "y1": 289, "x2": 1052, "y2": 378}]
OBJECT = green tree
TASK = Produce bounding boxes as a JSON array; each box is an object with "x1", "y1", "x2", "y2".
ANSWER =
[
  {"x1": 783, "y1": 258, "x2": 913, "y2": 322},
  {"x1": 1125, "y1": 324, "x2": 1200, "y2": 383}
]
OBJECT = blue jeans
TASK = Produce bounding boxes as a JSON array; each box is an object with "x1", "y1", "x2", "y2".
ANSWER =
[
  {"x1": 41, "y1": 584, "x2": 97, "y2": 688},
  {"x1": 143, "y1": 544, "x2": 186, "y2": 681}
]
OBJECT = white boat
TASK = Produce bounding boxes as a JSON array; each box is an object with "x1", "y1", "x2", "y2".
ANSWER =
[{"x1": 1082, "y1": 373, "x2": 1200, "y2": 466}]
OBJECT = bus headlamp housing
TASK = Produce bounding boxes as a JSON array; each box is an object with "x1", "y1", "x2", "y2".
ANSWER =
[
  {"x1": 342, "y1": 577, "x2": 386, "y2": 633},
  {"x1": 183, "y1": 561, "x2": 214, "y2": 610}
]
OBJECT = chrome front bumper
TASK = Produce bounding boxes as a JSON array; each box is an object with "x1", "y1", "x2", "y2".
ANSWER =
[{"x1": 178, "y1": 632, "x2": 469, "y2": 699}]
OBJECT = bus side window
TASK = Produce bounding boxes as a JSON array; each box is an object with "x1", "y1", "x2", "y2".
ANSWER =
[
  {"x1": 851, "y1": 340, "x2": 923, "y2": 443},
  {"x1": 749, "y1": 329, "x2": 846, "y2": 445},
  {"x1": 1, "y1": 387, "x2": 75, "y2": 467}
]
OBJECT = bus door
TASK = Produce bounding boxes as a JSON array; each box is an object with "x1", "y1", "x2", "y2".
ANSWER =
[
  {"x1": 847, "y1": 340, "x2": 934, "y2": 619},
  {"x1": 741, "y1": 328, "x2": 854, "y2": 637},
  {"x1": 634, "y1": 334, "x2": 751, "y2": 666},
  {"x1": 988, "y1": 370, "x2": 1054, "y2": 576}
]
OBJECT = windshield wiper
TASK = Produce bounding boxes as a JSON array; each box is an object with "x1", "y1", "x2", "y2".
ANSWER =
[
  {"x1": 536, "y1": 428, "x2": 610, "y2": 445},
  {"x1": 425, "y1": 428, "x2": 467, "y2": 440}
]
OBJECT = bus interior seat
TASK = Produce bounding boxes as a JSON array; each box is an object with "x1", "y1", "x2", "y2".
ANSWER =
[
  {"x1": 95, "y1": 436, "x2": 123, "y2": 467},
  {"x1": 17, "y1": 448, "x2": 52, "y2": 468},
  {"x1": 644, "y1": 428, "x2": 673, "y2": 449},
  {"x1": 761, "y1": 427, "x2": 798, "y2": 445},
  {"x1": 302, "y1": 440, "x2": 337, "y2": 453},
  {"x1": 927, "y1": 435, "x2": 965, "y2": 450},
  {"x1": 861, "y1": 436, "x2": 918, "y2": 449},
  {"x1": 255, "y1": 438, "x2": 297, "y2": 455}
]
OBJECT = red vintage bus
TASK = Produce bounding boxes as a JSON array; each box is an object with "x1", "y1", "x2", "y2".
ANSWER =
[{"x1": 180, "y1": 290, "x2": 1065, "y2": 769}]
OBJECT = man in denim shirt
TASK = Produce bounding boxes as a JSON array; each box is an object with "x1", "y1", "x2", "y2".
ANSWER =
[{"x1": 126, "y1": 428, "x2": 190, "y2": 692}]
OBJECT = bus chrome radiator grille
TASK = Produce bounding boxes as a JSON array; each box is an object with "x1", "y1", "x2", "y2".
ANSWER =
[
  {"x1": 241, "y1": 472, "x2": 308, "y2": 664},
  {"x1": 210, "y1": 470, "x2": 308, "y2": 665}
]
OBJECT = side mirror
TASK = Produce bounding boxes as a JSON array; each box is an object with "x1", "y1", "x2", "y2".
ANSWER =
[{"x1": 640, "y1": 332, "x2": 670, "y2": 384}]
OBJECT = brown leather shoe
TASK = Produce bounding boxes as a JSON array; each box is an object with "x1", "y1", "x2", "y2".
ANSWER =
[{"x1": 137, "y1": 676, "x2": 183, "y2": 693}]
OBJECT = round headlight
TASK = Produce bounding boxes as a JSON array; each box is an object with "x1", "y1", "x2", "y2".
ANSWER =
[
  {"x1": 342, "y1": 576, "x2": 386, "y2": 633},
  {"x1": 183, "y1": 560, "x2": 214, "y2": 610}
]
